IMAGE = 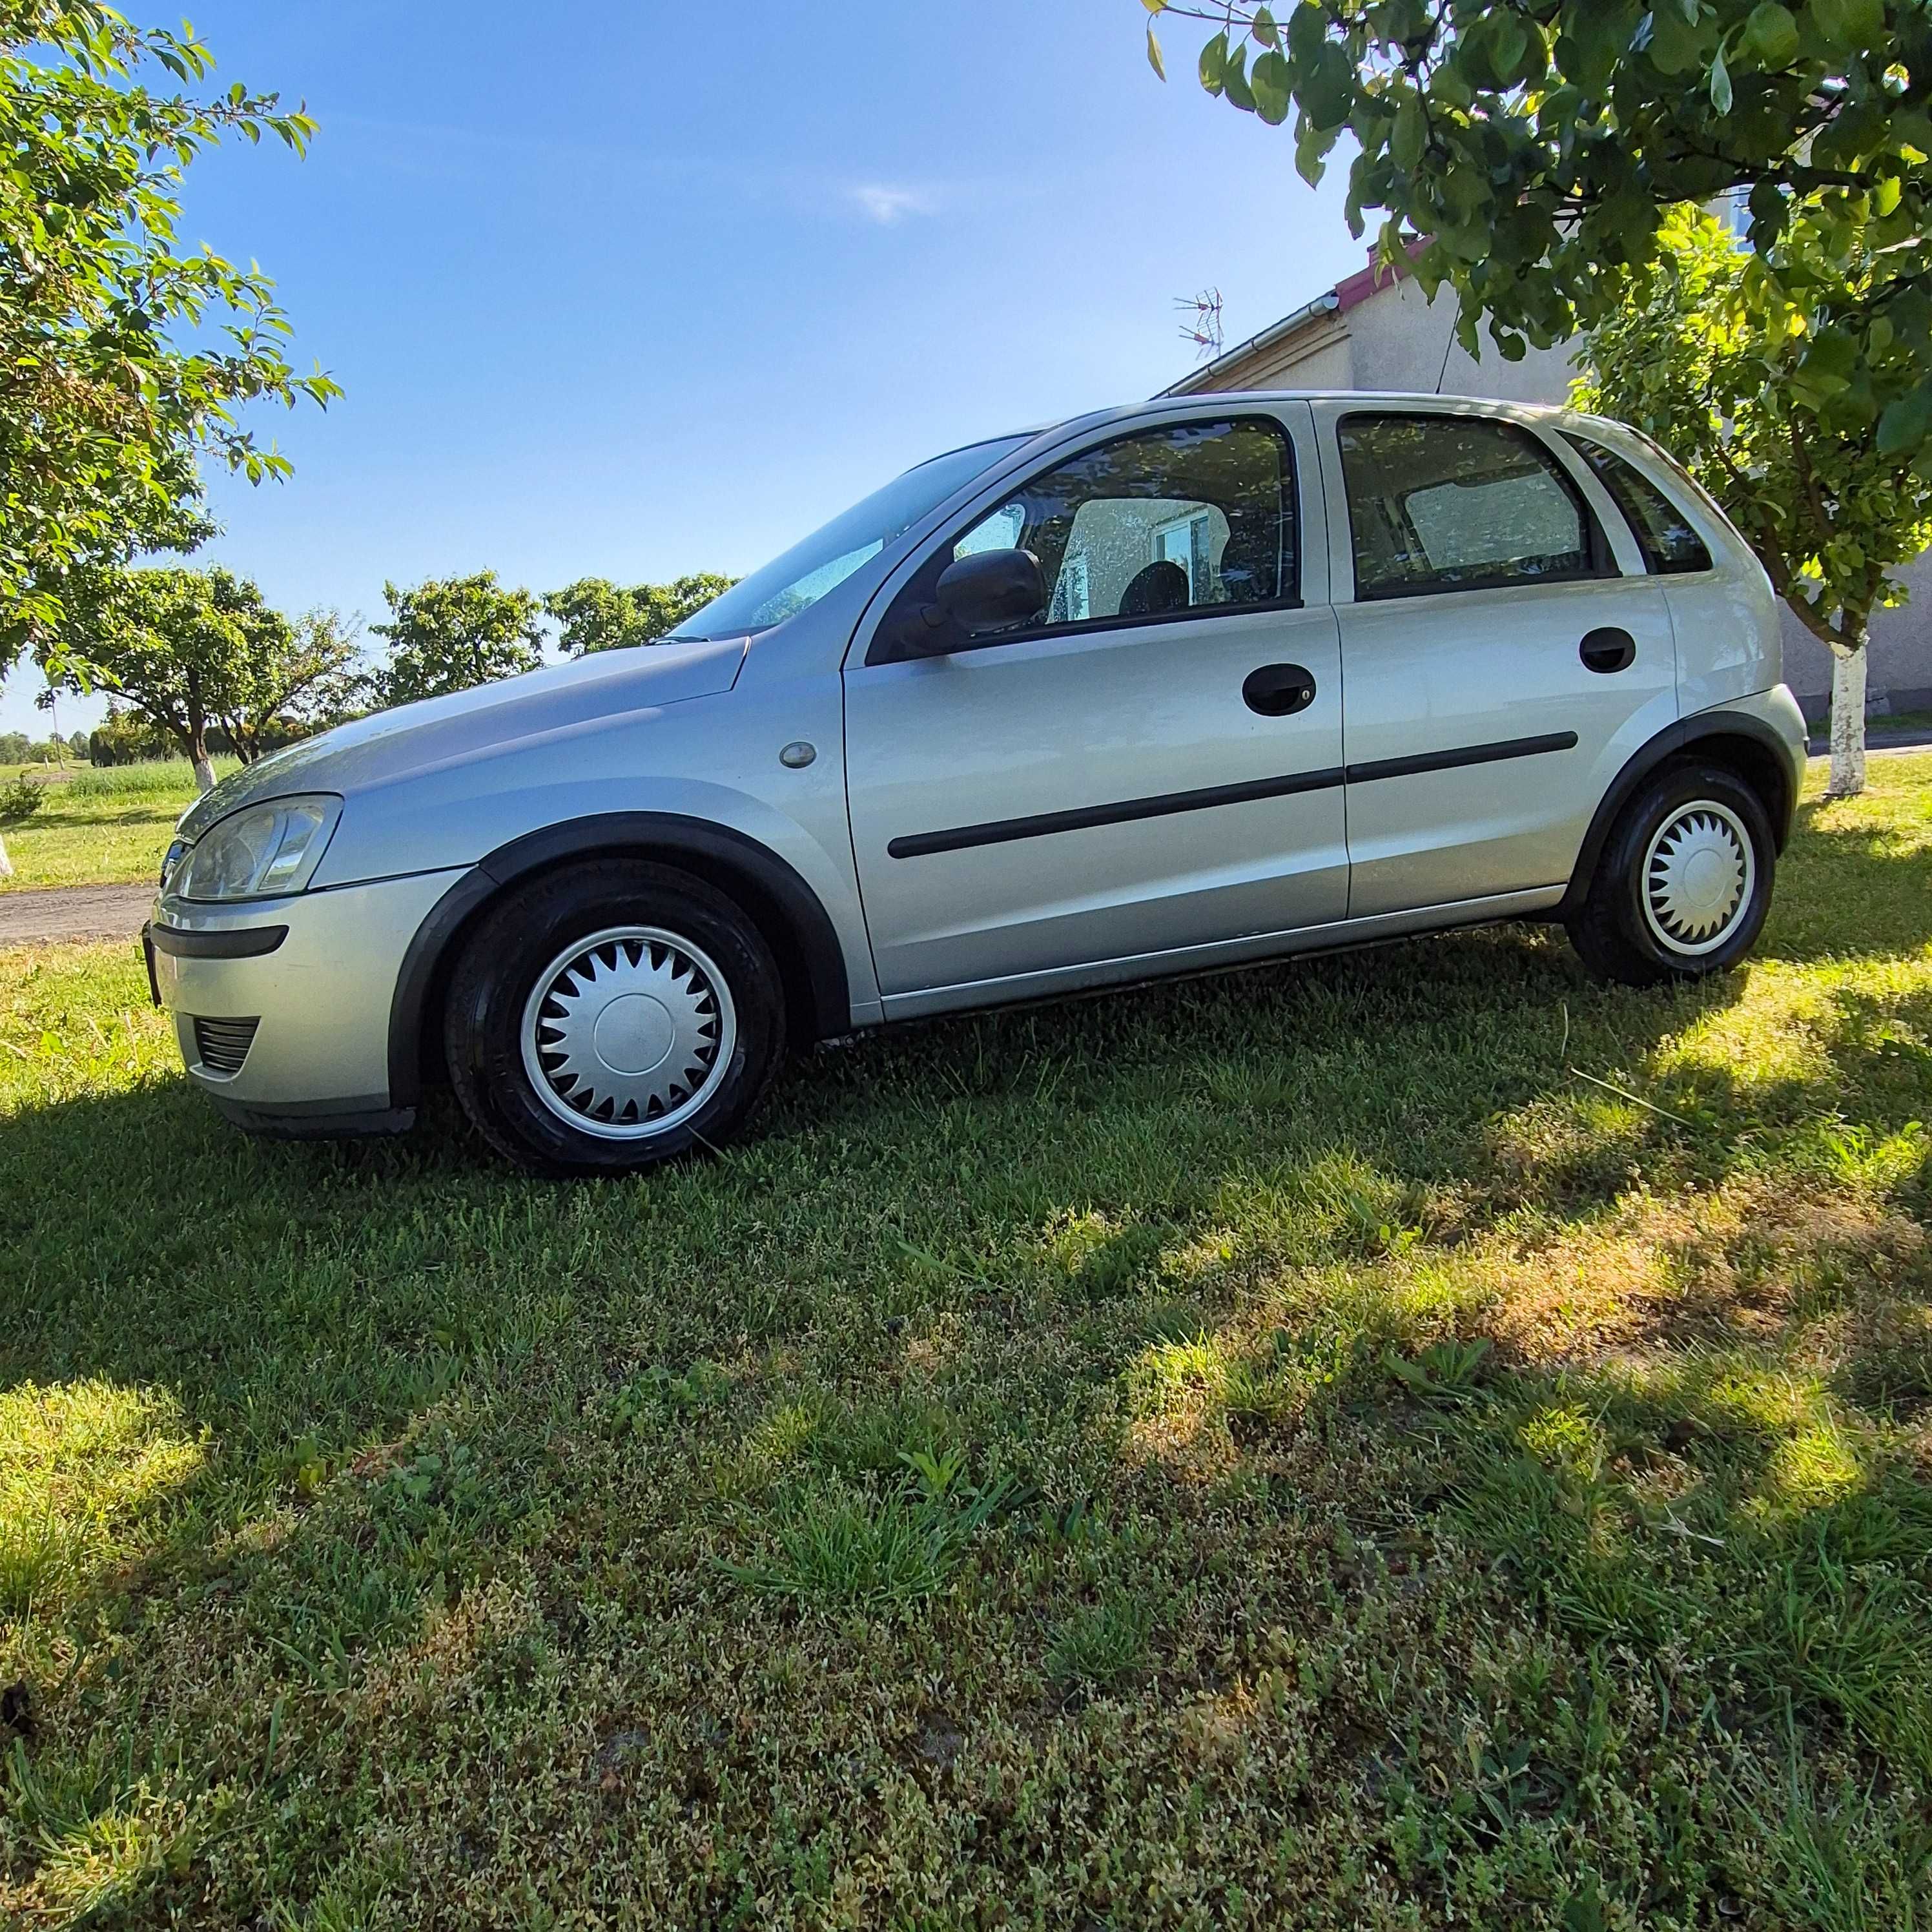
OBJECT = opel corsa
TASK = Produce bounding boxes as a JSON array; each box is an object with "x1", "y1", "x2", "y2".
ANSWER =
[{"x1": 147, "y1": 395, "x2": 1809, "y2": 1174}]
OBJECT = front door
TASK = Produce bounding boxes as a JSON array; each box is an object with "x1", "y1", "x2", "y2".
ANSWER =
[
  {"x1": 843, "y1": 409, "x2": 1350, "y2": 1007},
  {"x1": 1316, "y1": 405, "x2": 1680, "y2": 919}
]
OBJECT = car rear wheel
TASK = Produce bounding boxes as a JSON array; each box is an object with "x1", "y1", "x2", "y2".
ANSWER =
[
  {"x1": 1567, "y1": 761, "x2": 1776, "y2": 988},
  {"x1": 444, "y1": 859, "x2": 785, "y2": 1175}
]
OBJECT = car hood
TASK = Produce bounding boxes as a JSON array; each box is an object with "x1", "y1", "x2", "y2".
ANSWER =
[{"x1": 175, "y1": 636, "x2": 749, "y2": 839}]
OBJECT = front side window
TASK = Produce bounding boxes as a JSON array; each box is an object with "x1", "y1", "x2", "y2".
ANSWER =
[
  {"x1": 1562, "y1": 433, "x2": 1714, "y2": 575},
  {"x1": 1340, "y1": 414, "x2": 1598, "y2": 601},
  {"x1": 952, "y1": 416, "x2": 1296, "y2": 634}
]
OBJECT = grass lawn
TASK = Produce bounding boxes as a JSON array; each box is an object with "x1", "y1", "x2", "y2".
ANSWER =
[
  {"x1": 0, "y1": 762, "x2": 236, "y2": 895},
  {"x1": 3, "y1": 755, "x2": 1931, "y2": 1929}
]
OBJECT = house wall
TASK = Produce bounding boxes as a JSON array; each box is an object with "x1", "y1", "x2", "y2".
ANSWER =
[
  {"x1": 1207, "y1": 315, "x2": 1356, "y2": 391},
  {"x1": 1182, "y1": 267, "x2": 1932, "y2": 714},
  {"x1": 1342, "y1": 274, "x2": 1580, "y2": 408}
]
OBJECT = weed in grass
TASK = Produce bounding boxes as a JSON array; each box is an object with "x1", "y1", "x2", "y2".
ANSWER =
[
  {"x1": 1046, "y1": 1592, "x2": 1153, "y2": 1690},
  {"x1": 610, "y1": 1359, "x2": 730, "y2": 1434},
  {"x1": 724, "y1": 1450, "x2": 1015, "y2": 1612},
  {"x1": 0, "y1": 774, "x2": 47, "y2": 824},
  {"x1": 1721, "y1": 1719, "x2": 1932, "y2": 1930},
  {"x1": 1384, "y1": 1336, "x2": 1495, "y2": 1407}
]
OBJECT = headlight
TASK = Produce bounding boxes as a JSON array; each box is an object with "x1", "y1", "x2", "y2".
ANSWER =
[{"x1": 175, "y1": 795, "x2": 342, "y2": 903}]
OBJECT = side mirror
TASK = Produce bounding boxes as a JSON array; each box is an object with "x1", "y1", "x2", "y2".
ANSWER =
[{"x1": 917, "y1": 548, "x2": 1045, "y2": 650}]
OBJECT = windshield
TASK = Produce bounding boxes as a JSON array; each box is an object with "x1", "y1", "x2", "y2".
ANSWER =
[{"x1": 666, "y1": 435, "x2": 1031, "y2": 641}]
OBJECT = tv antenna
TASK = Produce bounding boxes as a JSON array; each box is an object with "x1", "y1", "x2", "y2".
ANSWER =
[{"x1": 1176, "y1": 288, "x2": 1224, "y2": 360}]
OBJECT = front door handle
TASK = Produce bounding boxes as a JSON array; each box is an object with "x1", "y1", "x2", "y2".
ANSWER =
[
  {"x1": 1243, "y1": 662, "x2": 1318, "y2": 717},
  {"x1": 1580, "y1": 626, "x2": 1637, "y2": 673}
]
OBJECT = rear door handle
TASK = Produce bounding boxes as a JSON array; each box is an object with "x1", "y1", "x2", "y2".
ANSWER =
[
  {"x1": 1243, "y1": 662, "x2": 1318, "y2": 717},
  {"x1": 1580, "y1": 627, "x2": 1637, "y2": 673}
]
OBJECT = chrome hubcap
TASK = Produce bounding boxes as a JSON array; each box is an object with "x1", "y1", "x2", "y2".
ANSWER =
[
  {"x1": 1641, "y1": 801, "x2": 1754, "y2": 956},
  {"x1": 520, "y1": 926, "x2": 735, "y2": 1140}
]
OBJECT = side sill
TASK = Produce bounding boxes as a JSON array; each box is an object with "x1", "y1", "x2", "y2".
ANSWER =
[{"x1": 879, "y1": 884, "x2": 1566, "y2": 1022}]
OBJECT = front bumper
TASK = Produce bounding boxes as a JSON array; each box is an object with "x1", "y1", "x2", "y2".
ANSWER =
[{"x1": 147, "y1": 868, "x2": 468, "y2": 1136}]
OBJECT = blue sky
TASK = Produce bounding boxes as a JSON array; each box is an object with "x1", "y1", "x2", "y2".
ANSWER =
[{"x1": 5, "y1": 0, "x2": 1371, "y2": 735}]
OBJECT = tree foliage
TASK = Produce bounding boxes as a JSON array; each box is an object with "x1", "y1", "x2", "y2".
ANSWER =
[
  {"x1": 41, "y1": 566, "x2": 355, "y2": 785},
  {"x1": 374, "y1": 571, "x2": 546, "y2": 707},
  {"x1": 0, "y1": 2, "x2": 336, "y2": 674},
  {"x1": 1572, "y1": 206, "x2": 1932, "y2": 659},
  {"x1": 542, "y1": 574, "x2": 736, "y2": 655},
  {"x1": 1145, "y1": 1, "x2": 1932, "y2": 473},
  {"x1": 211, "y1": 608, "x2": 367, "y2": 763}
]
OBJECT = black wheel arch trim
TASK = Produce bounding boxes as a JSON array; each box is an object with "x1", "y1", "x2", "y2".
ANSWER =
[
  {"x1": 385, "y1": 814, "x2": 852, "y2": 1108},
  {"x1": 1559, "y1": 708, "x2": 1801, "y2": 919}
]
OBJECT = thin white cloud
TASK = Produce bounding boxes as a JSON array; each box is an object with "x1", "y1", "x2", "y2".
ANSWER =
[{"x1": 848, "y1": 182, "x2": 939, "y2": 225}]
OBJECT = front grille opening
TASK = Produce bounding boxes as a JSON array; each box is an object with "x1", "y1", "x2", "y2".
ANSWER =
[{"x1": 192, "y1": 1016, "x2": 260, "y2": 1077}]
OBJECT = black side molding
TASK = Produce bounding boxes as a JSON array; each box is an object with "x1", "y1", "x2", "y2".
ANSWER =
[
  {"x1": 888, "y1": 767, "x2": 1346, "y2": 859},
  {"x1": 1344, "y1": 731, "x2": 1578, "y2": 786},
  {"x1": 148, "y1": 921, "x2": 288, "y2": 960},
  {"x1": 889, "y1": 731, "x2": 1582, "y2": 859}
]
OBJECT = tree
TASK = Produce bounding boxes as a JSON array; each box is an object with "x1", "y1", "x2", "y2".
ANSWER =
[
  {"x1": 212, "y1": 609, "x2": 369, "y2": 763},
  {"x1": 1144, "y1": 0, "x2": 1932, "y2": 792},
  {"x1": 542, "y1": 574, "x2": 736, "y2": 655},
  {"x1": 373, "y1": 572, "x2": 546, "y2": 706},
  {"x1": 43, "y1": 564, "x2": 291, "y2": 789},
  {"x1": 1, "y1": 4, "x2": 337, "y2": 686},
  {"x1": 1573, "y1": 207, "x2": 1932, "y2": 795},
  {"x1": 87, "y1": 704, "x2": 171, "y2": 766}
]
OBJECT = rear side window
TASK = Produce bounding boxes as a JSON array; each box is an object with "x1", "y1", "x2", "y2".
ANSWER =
[
  {"x1": 1339, "y1": 414, "x2": 1597, "y2": 601},
  {"x1": 1562, "y1": 433, "x2": 1713, "y2": 575}
]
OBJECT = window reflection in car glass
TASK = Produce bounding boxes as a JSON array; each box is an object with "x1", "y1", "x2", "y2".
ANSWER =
[
  {"x1": 947, "y1": 418, "x2": 1294, "y2": 639},
  {"x1": 1562, "y1": 433, "x2": 1713, "y2": 575},
  {"x1": 1341, "y1": 415, "x2": 1592, "y2": 599}
]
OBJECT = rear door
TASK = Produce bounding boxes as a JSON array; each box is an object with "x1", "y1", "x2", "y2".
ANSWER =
[
  {"x1": 1314, "y1": 404, "x2": 1680, "y2": 920},
  {"x1": 842, "y1": 406, "x2": 1350, "y2": 1006}
]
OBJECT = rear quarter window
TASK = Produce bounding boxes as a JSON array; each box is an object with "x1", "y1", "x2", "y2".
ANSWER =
[{"x1": 1562, "y1": 433, "x2": 1714, "y2": 576}]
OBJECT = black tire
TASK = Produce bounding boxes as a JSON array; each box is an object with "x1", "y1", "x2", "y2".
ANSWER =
[
  {"x1": 442, "y1": 859, "x2": 786, "y2": 1175},
  {"x1": 1567, "y1": 760, "x2": 1776, "y2": 988}
]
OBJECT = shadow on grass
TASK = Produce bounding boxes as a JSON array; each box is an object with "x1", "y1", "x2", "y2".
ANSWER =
[{"x1": 1, "y1": 836, "x2": 1928, "y2": 1922}]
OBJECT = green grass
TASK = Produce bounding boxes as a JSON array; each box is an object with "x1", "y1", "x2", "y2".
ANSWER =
[
  {"x1": 0, "y1": 760, "x2": 238, "y2": 893},
  {"x1": 2, "y1": 754, "x2": 1931, "y2": 1927}
]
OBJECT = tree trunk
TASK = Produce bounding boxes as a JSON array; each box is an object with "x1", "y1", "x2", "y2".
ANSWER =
[
  {"x1": 0, "y1": 832, "x2": 12, "y2": 879},
  {"x1": 184, "y1": 724, "x2": 216, "y2": 794},
  {"x1": 1827, "y1": 641, "x2": 1867, "y2": 799}
]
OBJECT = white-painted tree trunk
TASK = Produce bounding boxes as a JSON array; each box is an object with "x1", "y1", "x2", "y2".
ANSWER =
[
  {"x1": 0, "y1": 832, "x2": 12, "y2": 878},
  {"x1": 192, "y1": 754, "x2": 216, "y2": 794},
  {"x1": 1827, "y1": 644, "x2": 1867, "y2": 798}
]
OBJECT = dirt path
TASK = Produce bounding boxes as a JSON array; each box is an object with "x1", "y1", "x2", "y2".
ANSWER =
[{"x1": 0, "y1": 883, "x2": 152, "y2": 949}]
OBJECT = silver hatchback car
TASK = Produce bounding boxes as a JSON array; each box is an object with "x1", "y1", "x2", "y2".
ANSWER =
[{"x1": 147, "y1": 393, "x2": 1807, "y2": 1174}]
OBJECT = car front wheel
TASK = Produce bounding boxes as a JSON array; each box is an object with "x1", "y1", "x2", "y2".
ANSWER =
[
  {"x1": 1567, "y1": 761, "x2": 1776, "y2": 988},
  {"x1": 443, "y1": 859, "x2": 786, "y2": 1175}
]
